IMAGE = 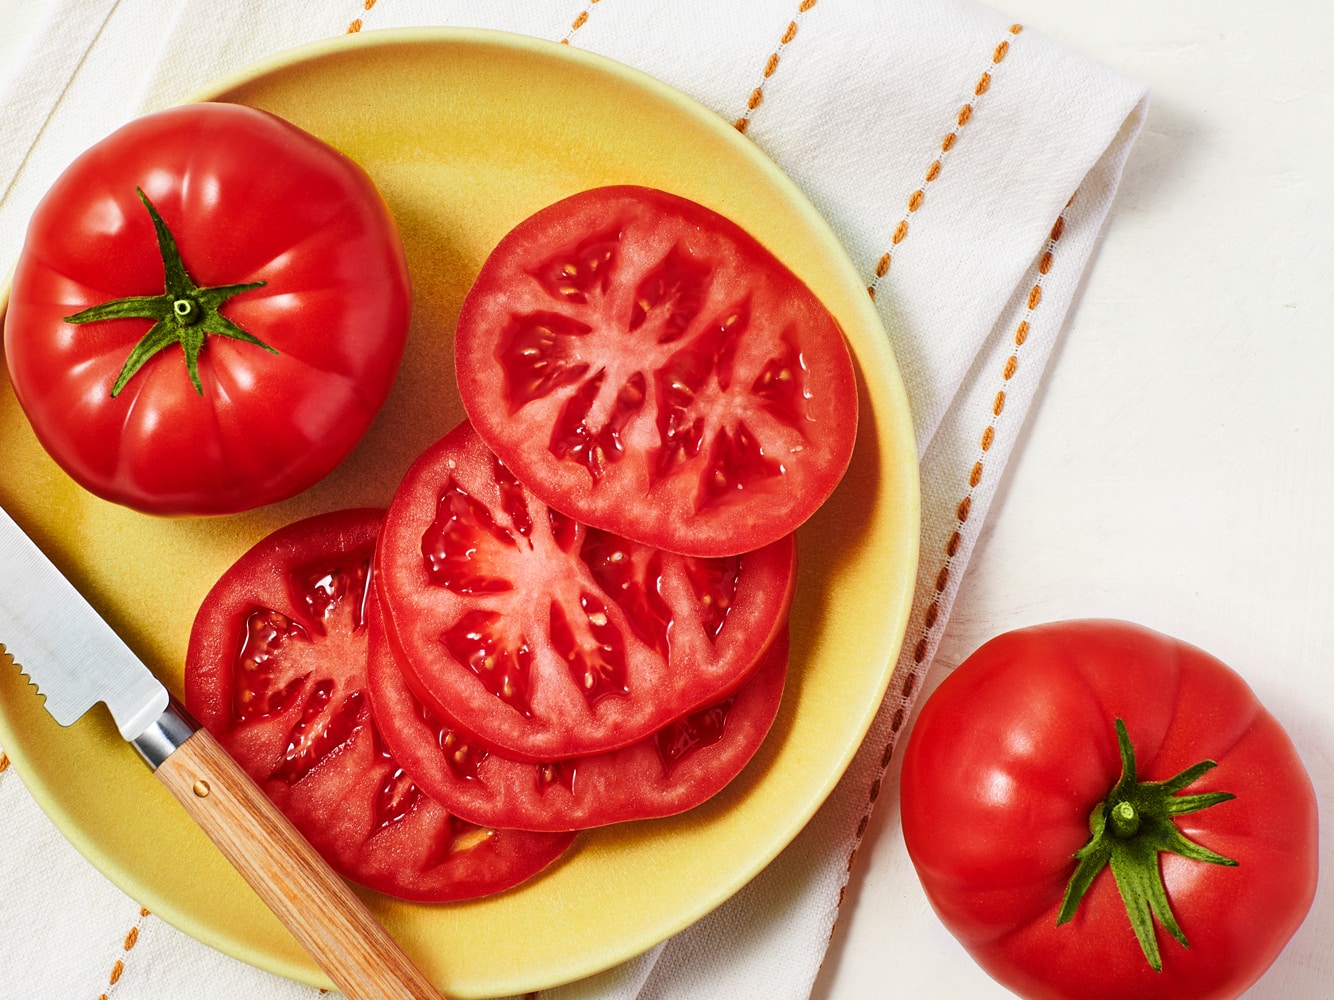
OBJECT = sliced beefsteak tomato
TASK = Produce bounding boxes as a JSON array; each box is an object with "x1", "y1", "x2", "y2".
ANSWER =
[
  {"x1": 4, "y1": 102, "x2": 410, "y2": 515},
  {"x1": 376, "y1": 419, "x2": 796, "y2": 761},
  {"x1": 184, "y1": 508, "x2": 572, "y2": 902},
  {"x1": 900, "y1": 620, "x2": 1318, "y2": 1000},
  {"x1": 453, "y1": 185, "x2": 857, "y2": 558},
  {"x1": 369, "y1": 582, "x2": 789, "y2": 831}
]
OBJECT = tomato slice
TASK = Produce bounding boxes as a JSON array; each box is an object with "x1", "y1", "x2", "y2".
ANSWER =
[
  {"x1": 376, "y1": 419, "x2": 796, "y2": 761},
  {"x1": 369, "y1": 580, "x2": 788, "y2": 830},
  {"x1": 454, "y1": 185, "x2": 858, "y2": 558},
  {"x1": 184, "y1": 509, "x2": 573, "y2": 902}
]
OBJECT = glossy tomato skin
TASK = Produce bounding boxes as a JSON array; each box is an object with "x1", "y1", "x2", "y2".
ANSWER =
[
  {"x1": 376, "y1": 418, "x2": 796, "y2": 761},
  {"x1": 454, "y1": 185, "x2": 857, "y2": 558},
  {"x1": 185, "y1": 509, "x2": 572, "y2": 902},
  {"x1": 900, "y1": 620, "x2": 1318, "y2": 1000},
  {"x1": 4, "y1": 103, "x2": 410, "y2": 515}
]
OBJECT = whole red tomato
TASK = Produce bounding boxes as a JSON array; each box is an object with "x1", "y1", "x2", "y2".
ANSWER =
[
  {"x1": 900, "y1": 619, "x2": 1317, "y2": 1000},
  {"x1": 3, "y1": 102, "x2": 410, "y2": 515}
]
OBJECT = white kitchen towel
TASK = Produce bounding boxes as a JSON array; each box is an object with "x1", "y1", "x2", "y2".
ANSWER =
[{"x1": 0, "y1": 1, "x2": 1147, "y2": 997}]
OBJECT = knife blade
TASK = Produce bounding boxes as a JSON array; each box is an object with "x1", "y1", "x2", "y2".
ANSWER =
[
  {"x1": 0, "y1": 506, "x2": 445, "y2": 1000},
  {"x1": 0, "y1": 506, "x2": 167, "y2": 741}
]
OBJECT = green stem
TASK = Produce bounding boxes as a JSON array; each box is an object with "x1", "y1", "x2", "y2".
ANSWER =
[
  {"x1": 1056, "y1": 718, "x2": 1238, "y2": 972},
  {"x1": 63, "y1": 188, "x2": 271, "y2": 397}
]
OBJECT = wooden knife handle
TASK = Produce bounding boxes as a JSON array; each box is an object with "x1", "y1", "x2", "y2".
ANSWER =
[{"x1": 155, "y1": 725, "x2": 446, "y2": 1000}]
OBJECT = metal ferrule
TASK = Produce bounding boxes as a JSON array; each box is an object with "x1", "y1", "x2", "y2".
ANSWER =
[{"x1": 130, "y1": 699, "x2": 199, "y2": 770}]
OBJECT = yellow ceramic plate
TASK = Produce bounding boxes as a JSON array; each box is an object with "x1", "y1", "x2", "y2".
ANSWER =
[{"x1": 0, "y1": 29, "x2": 918, "y2": 998}]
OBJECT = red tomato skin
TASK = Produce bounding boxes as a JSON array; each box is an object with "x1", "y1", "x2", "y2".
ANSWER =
[
  {"x1": 454, "y1": 185, "x2": 857, "y2": 558},
  {"x1": 900, "y1": 620, "x2": 1318, "y2": 1000},
  {"x1": 4, "y1": 103, "x2": 410, "y2": 515}
]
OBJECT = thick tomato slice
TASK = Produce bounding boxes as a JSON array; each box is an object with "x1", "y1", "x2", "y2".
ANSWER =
[
  {"x1": 376, "y1": 419, "x2": 796, "y2": 761},
  {"x1": 184, "y1": 509, "x2": 572, "y2": 902},
  {"x1": 369, "y1": 582, "x2": 788, "y2": 830},
  {"x1": 454, "y1": 185, "x2": 857, "y2": 558}
]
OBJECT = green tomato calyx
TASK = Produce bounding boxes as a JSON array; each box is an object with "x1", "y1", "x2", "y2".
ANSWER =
[
  {"x1": 63, "y1": 188, "x2": 273, "y2": 397},
  {"x1": 1057, "y1": 718, "x2": 1237, "y2": 972}
]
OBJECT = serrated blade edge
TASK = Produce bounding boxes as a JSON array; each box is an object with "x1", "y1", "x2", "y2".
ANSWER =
[{"x1": 0, "y1": 508, "x2": 167, "y2": 741}]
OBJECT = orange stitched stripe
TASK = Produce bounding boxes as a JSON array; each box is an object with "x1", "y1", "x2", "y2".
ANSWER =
[
  {"x1": 561, "y1": 0, "x2": 602, "y2": 45},
  {"x1": 346, "y1": 0, "x2": 374, "y2": 34},
  {"x1": 831, "y1": 192, "x2": 1074, "y2": 940},
  {"x1": 734, "y1": 1, "x2": 819, "y2": 133},
  {"x1": 0, "y1": 750, "x2": 9, "y2": 772},
  {"x1": 867, "y1": 24, "x2": 1024, "y2": 299},
  {"x1": 101, "y1": 906, "x2": 151, "y2": 996}
]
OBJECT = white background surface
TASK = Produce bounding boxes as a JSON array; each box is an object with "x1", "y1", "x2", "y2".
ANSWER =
[
  {"x1": 815, "y1": 2, "x2": 1334, "y2": 998},
  {"x1": 1, "y1": 1, "x2": 1330, "y2": 998}
]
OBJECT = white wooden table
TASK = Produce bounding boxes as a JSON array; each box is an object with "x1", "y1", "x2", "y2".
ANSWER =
[
  {"x1": 2, "y1": 2, "x2": 1329, "y2": 997},
  {"x1": 815, "y1": 2, "x2": 1334, "y2": 997}
]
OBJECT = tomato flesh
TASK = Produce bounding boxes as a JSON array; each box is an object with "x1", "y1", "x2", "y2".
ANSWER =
[
  {"x1": 376, "y1": 419, "x2": 795, "y2": 760},
  {"x1": 184, "y1": 509, "x2": 572, "y2": 901},
  {"x1": 368, "y1": 584, "x2": 788, "y2": 831},
  {"x1": 455, "y1": 185, "x2": 857, "y2": 557}
]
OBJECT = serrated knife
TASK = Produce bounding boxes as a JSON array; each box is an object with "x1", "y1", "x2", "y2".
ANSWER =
[{"x1": 0, "y1": 506, "x2": 445, "y2": 1000}]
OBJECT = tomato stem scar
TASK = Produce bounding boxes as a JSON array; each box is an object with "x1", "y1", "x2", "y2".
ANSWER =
[
  {"x1": 1109, "y1": 800, "x2": 1141, "y2": 837},
  {"x1": 1057, "y1": 718, "x2": 1238, "y2": 972},
  {"x1": 62, "y1": 187, "x2": 273, "y2": 397},
  {"x1": 173, "y1": 298, "x2": 201, "y2": 324}
]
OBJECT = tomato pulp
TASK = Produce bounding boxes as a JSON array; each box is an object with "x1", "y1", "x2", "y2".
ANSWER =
[
  {"x1": 376, "y1": 419, "x2": 796, "y2": 761},
  {"x1": 184, "y1": 509, "x2": 572, "y2": 901},
  {"x1": 454, "y1": 185, "x2": 857, "y2": 558},
  {"x1": 369, "y1": 583, "x2": 789, "y2": 831}
]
